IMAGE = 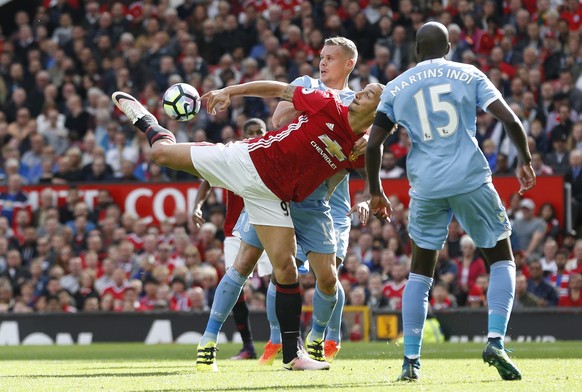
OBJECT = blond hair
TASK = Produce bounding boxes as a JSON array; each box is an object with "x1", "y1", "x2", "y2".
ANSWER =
[{"x1": 324, "y1": 36, "x2": 358, "y2": 64}]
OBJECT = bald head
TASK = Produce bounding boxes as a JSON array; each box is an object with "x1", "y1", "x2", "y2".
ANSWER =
[{"x1": 416, "y1": 22, "x2": 450, "y2": 61}]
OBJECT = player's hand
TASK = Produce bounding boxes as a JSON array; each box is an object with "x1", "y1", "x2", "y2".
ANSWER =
[
  {"x1": 350, "y1": 135, "x2": 369, "y2": 157},
  {"x1": 191, "y1": 209, "x2": 205, "y2": 229},
  {"x1": 348, "y1": 201, "x2": 370, "y2": 226},
  {"x1": 516, "y1": 163, "x2": 536, "y2": 195},
  {"x1": 369, "y1": 193, "x2": 392, "y2": 221},
  {"x1": 200, "y1": 89, "x2": 231, "y2": 115}
]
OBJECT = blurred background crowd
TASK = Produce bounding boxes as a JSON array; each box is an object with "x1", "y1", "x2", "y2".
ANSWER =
[{"x1": 0, "y1": 0, "x2": 582, "y2": 334}]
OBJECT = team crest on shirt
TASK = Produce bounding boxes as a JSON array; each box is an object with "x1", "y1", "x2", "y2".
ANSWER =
[{"x1": 301, "y1": 88, "x2": 315, "y2": 94}]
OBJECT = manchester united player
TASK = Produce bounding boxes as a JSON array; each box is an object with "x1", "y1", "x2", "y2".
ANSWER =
[
  {"x1": 191, "y1": 118, "x2": 270, "y2": 361},
  {"x1": 111, "y1": 79, "x2": 383, "y2": 371}
]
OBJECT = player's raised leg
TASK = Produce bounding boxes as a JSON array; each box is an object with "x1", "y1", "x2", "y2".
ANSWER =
[
  {"x1": 196, "y1": 241, "x2": 262, "y2": 371},
  {"x1": 111, "y1": 91, "x2": 203, "y2": 176}
]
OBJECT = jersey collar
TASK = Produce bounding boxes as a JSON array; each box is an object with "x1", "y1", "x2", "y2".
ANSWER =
[{"x1": 417, "y1": 58, "x2": 447, "y2": 67}]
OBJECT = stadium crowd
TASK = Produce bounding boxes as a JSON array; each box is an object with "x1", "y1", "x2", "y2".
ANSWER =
[{"x1": 1, "y1": 0, "x2": 582, "y2": 333}]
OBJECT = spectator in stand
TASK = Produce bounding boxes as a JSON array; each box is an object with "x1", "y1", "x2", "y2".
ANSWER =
[
  {"x1": 379, "y1": 151, "x2": 405, "y2": 179},
  {"x1": 430, "y1": 282, "x2": 454, "y2": 310},
  {"x1": 455, "y1": 235, "x2": 487, "y2": 306},
  {"x1": 558, "y1": 273, "x2": 582, "y2": 307},
  {"x1": 0, "y1": 174, "x2": 30, "y2": 227},
  {"x1": 546, "y1": 128, "x2": 571, "y2": 175},
  {"x1": 74, "y1": 269, "x2": 98, "y2": 311},
  {"x1": 102, "y1": 268, "x2": 128, "y2": 302},
  {"x1": 466, "y1": 285, "x2": 486, "y2": 308},
  {"x1": 531, "y1": 152, "x2": 554, "y2": 176},
  {"x1": 513, "y1": 274, "x2": 541, "y2": 309},
  {"x1": 513, "y1": 250, "x2": 530, "y2": 279},
  {"x1": 382, "y1": 261, "x2": 408, "y2": 310},
  {"x1": 190, "y1": 285, "x2": 209, "y2": 312},
  {"x1": 1, "y1": 249, "x2": 30, "y2": 296},
  {"x1": 481, "y1": 139, "x2": 497, "y2": 172},
  {"x1": 549, "y1": 248, "x2": 572, "y2": 301},
  {"x1": 434, "y1": 245, "x2": 458, "y2": 295},
  {"x1": 32, "y1": 188, "x2": 56, "y2": 228},
  {"x1": 95, "y1": 258, "x2": 115, "y2": 295},
  {"x1": 367, "y1": 273, "x2": 388, "y2": 309},
  {"x1": 565, "y1": 150, "x2": 582, "y2": 232},
  {"x1": 539, "y1": 203, "x2": 561, "y2": 240},
  {"x1": 511, "y1": 198, "x2": 546, "y2": 258},
  {"x1": 0, "y1": 277, "x2": 13, "y2": 312},
  {"x1": 527, "y1": 259, "x2": 559, "y2": 306},
  {"x1": 60, "y1": 257, "x2": 83, "y2": 295},
  {"x1": 493, "y1": 153, "x2": 512, "y2": 175},
  {"x1": 446, "y1": 23, "x2": 470, "y2": 62},
  {"x1": 169, "y1": 277, "x2": 192, "y2": 311},
  {"x1": 568, "y1": 123, "x2": 582, "y2": 153},
  {"x1": 539, "y1": 238, "x2": 559, "y2": 275}
]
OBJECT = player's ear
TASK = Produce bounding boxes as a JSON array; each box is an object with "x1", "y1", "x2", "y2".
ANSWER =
[
  {"x1": 347, "y1": 58, "x2": 356, "y2": 73},
  {"x1": 445, "y1": 42, "x2": 451, "y2": 56}
]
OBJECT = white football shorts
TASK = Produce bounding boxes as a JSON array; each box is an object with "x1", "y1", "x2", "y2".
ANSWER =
[{"x1": 190, "y1": 142, "x2": 293, "y2": 228}]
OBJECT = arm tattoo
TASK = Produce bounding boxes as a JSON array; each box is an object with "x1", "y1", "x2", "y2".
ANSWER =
[{"x1": 281, "y1": 85, "x2": 295, "y2": 102}]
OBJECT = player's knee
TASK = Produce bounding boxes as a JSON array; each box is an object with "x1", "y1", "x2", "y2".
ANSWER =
[
  {"x1": 151, "y1": 143, "x2": 167, "y2": 166},
  {"x1": 273, "y1": 259, "x2": 298, "y2": 285},
  {"x1": 233, "y1": 253, "x2": 257, "y2": 276},
  {"x1": 316, "y1": 273, "x2": 338, "y2": 295}
]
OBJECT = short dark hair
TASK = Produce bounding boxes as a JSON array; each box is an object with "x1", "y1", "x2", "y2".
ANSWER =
[{"x1": 243, "y1": 118, "x2": 267, "y2": 133}]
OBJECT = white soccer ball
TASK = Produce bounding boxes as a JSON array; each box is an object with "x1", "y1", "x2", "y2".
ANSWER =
[{"x1": 162, "y1": 83, "x2": 201, "y2": 121}]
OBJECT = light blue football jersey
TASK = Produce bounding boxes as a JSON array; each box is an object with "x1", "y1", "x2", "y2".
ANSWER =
[{"x1": 377, "y1": 58, "x2": 501, "y2": 199}]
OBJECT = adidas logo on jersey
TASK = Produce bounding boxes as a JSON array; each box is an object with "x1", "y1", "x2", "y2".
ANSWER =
[{"x1": 326, "y1": 123, "x2": 334, "y2": 131}]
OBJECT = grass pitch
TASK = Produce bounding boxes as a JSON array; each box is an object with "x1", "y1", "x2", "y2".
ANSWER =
[{"x1": 0, "y1": 342, "x2": 581, "y2": 391}]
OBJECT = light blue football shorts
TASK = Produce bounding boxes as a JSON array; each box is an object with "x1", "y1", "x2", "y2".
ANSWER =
[
  {"x1": 234, "y1": 201, "x2": 337, "y2": 262},
  {"x1": 408, "y1": 182, "x2": 512, "y2": 250}
]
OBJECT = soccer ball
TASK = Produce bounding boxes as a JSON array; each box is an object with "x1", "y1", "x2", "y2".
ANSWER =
[{"x1": 162, "y1": 83, "x2": 201, "y2": 121}]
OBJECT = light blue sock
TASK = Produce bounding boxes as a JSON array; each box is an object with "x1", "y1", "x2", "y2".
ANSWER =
[
  {"x1": 266, "y1": 281, "x2": 281, "y2": 344},
  {"x1": 310, "y1": 284, "x2": 338, "y2": 340},
  {"x1": 324, "y1": 281, "x2": 345, "y2": 343},
  {"x1": 402, "y1": 273, "x2": 433, "y2": 359},
  {"x1": 200, "y1": 268, "x2": 247, "y2": 346},
  {"x1": 487, "y1": 260, "x2": 516, "y2": 339}
]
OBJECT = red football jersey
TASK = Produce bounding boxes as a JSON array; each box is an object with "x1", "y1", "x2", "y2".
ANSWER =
[
  {"x1": 383, "y1": 280, "x2": 407, "y2": 310},
  {"x1": 247, "y1": 88, "x2": 363, "y2": 202},
  {"x1": 224, "y1": 190, "x2": 244, "y2": 237}
]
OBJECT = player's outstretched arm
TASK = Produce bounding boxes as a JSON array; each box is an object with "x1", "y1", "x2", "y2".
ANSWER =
[
  {"x1": 487, "y1": 99, "x2": 536, "y2": 195},
  {"x1": 272, "y1": 101, "x2": 300, "y2": 128},
  {"x1": 201, "y1": 81, "x2": 296, "y2": 115},
  {"x1": 366, "y1": 111, "x2": 395, "y2": 220}
]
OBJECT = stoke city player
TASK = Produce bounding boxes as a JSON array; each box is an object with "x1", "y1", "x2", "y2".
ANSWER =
[{"x1": 366, "y1": 22, "x2": 535, "y2": 381}]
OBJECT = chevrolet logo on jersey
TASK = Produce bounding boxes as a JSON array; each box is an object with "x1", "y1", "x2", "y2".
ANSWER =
[{"x1": 318, "y1": 135, "x2": 346, "y2": 162}]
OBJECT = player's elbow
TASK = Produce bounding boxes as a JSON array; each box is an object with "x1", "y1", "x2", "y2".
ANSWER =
[{"x1": 271, "y1": 115, "x2": 283, "y2": 129}]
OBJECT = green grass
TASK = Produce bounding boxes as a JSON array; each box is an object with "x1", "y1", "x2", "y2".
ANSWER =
[{"x1": 0, "y1": 342, "x2": 581, "y2": 391}]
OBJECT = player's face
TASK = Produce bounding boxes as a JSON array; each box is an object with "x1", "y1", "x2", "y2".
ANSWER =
[
  {"x1": 351, "y1": 84, "x2": 383, "y2": 113},
  {"x1": 243, "y1": 125, "x2": 265, "y2": 139},
  {"x1": 319, "y1": 45, "x2": 352, "y2": 88}
]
